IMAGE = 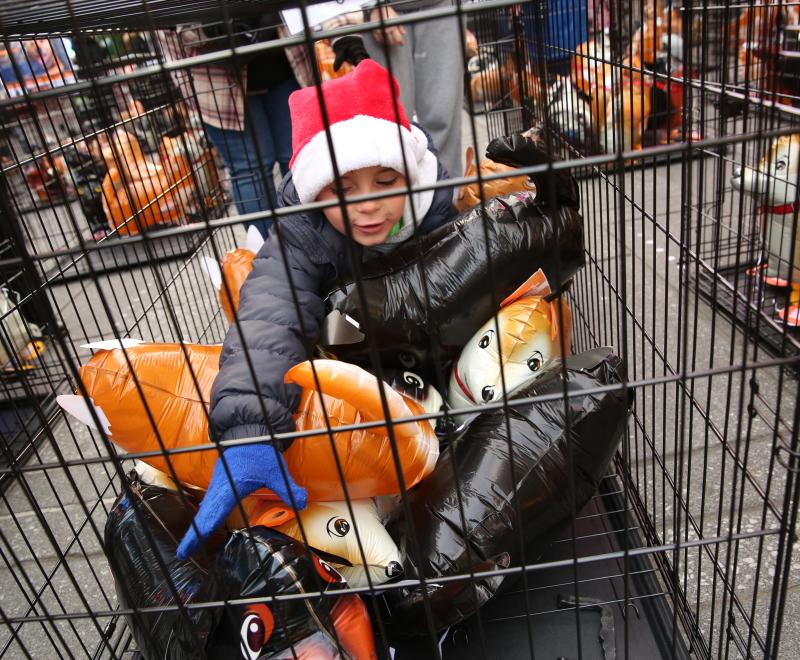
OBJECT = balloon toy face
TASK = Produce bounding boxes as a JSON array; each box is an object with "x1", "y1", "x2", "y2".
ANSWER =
[
  {"x1": 384, "y1": 369, "x2": 444, "y2": 431},
  {"x1": 731, "y1": 134, "x2": 800, "y2": 206},
  {"x1": 275, "y1": 500, "x2": 403, "y2": 588},
  {"x1": 240, "y1": 604, "x2": 274, "y2": 660},
  {"x1": 448, "y1": 270, "x2": 571, "y2": 419},
  {"x1": 209, "y1": 526, "x2": 347, "y2": 659}
]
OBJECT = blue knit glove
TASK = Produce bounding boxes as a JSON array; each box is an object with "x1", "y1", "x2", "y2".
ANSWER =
[{"x1": 176, "y1": 443, "x2": 307, "y2": 559}]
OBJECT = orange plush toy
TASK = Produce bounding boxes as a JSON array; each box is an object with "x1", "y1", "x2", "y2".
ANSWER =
[{"x1": 57, "y1": 342, "x2": 439, "y2": 501}]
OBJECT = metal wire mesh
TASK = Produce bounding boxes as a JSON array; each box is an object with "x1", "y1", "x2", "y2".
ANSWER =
[{"x1": 1, "y1": 1, "x2": 799, "y2": 659}]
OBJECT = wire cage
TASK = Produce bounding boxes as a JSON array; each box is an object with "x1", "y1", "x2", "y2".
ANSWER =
[{"x1": 1, "y1": 0, "x2": 799, "y2": 659}]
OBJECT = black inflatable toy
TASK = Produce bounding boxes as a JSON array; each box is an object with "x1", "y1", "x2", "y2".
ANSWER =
[
  {"x1": 485, "y1": 129, "x2": 582, "y2": 209},
  {"x1": 320, "y1": 130, "x2": 584, "y2": 370},
  {"x1": 383, "y1": 348, "x2": 631, "y2": 632},
  {"x1": 105, "y1": 482, "x2": 346, "y2": 659},
  {"x1": 321, "y1": 192, "x2": 584, "y2": 369}
]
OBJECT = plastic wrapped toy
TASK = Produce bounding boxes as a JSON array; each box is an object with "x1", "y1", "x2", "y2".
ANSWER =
[
  {"x1": 57, "y1": 343, "x2": 439, "y2": 500},
  {"x1": 447, "y1": 269, "x2": 571, "y2": 420},
  {"x1": 384, "y1": 348, "x2": 631, "y2": 632},
  {"x1": 321, "y1": 189, "x2": 583, "y2": 369},
  {"x1": 105, "y1": 480, "x2": 377, "y2": 659}
]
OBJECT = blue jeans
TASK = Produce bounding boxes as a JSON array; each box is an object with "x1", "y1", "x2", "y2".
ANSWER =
[{"x1": 204, "y1": 77, "x2": 299, "y2": 238}]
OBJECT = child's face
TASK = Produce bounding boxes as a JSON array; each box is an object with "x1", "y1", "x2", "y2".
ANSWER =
[{"x1": 317, "y1": 166, "x2": 407, "y2": 246}]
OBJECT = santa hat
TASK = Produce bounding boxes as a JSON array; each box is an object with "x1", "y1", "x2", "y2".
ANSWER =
[{"x1": 288, "y1": 60, "x2": 438, "y2": 212}]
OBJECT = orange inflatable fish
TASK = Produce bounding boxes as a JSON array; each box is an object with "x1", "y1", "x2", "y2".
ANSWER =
[
  {"x1": 58, "y1": 343, "x2": 438, "y2": 503},
  {"x1": 202, "y1": 226, "x2": 263, "y2": 324}
]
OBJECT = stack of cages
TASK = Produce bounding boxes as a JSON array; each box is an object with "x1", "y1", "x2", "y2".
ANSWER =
[{"x1": 0, "y1": 0, "x2": 798, "y2": 658}]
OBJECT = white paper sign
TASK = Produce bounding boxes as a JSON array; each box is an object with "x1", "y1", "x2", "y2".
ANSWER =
[{"x1": 281, "y1": 0, "x2": 366, "y2": 35}]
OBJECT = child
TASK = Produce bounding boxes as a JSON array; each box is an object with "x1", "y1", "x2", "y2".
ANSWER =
[{"x1": 178, "y1": 60, "x2": 456, "y2": 558}]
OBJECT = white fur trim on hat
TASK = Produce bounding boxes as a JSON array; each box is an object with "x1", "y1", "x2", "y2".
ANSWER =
[
  {"x1": 291, "y1": 115, "x2": 425, "y2": 204},
  {"x1": 404, "y1": 125, "x2": 439, "y2": 221}
]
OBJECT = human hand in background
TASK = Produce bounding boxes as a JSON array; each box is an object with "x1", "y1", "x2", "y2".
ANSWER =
[{"x1": 369, "y1": 6, "x2": 406, "y2": 46}]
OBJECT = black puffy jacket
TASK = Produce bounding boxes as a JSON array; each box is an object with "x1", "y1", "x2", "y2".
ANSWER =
[{"x1": 208, "y1": 160, "x2": 456, "y2": 449}]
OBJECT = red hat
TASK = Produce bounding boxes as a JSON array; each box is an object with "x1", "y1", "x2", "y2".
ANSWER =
[{"x1": 288, "y1": 60, "x2": 434, "y2": 205}]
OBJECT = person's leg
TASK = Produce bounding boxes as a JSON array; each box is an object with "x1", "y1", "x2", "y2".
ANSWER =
[
  {"x1": 408, "y1": 2, "x2": 464, "y2": 181},
  {"x1": 246, "y1": 93, "x2": 281, "y2": 237},
  {"x1": 203, "y1": 96, "x2": 276, "y2": 237},
  {"x1": 262, "y1": 76, "x2": 300, "y2": 177}
]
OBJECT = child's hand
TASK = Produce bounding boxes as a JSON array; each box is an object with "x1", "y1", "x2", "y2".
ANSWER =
[{"x1": 176, "y1": 443, "x2": 307, "y2": 559}]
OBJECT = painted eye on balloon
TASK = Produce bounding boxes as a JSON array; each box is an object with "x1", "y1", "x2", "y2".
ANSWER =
[
  {"x1": 312, "y1": 554, "x2": 345, "y2": 584},
  {"x1": 527, "y1": 351, "x2": 544, "y2": 372},
  {"x1": 403, "y1": 371, "x2": 423, "y2": 389},
  {"x1": 239, "y1": 604, "x2": 273, "y2": 660},
  {"x1": 478, "y1": 329, "x2": 495, "y2": 349},
  {"x1": 326, "y1": 516, "x2": 350, "y2": 538}
]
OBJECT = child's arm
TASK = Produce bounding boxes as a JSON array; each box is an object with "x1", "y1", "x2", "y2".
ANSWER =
[
  {"x1": 210, "y1": 233, "x2": 326, "y2": 447},
  {"x1": 177, "y1": 231, "x2": 326, "y2": 558}
]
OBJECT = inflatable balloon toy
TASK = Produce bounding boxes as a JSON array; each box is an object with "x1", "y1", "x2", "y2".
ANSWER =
[
  {"x1": 593, "y1": 53, "x2": 653, "y2": 154},
  {"x1": 315, "y1": 39, "x2": 354, "y2": 81},
  {"x1": 571, "y1": 37, "x2": 613, "y2": 100},
  {"x1": 383, "y1": 347, "x2": 631, "y2": 632},
  {"x1": 202, "y1": 225, "x2": 264, "y2": 324},
  {"x1": 447, "y1": 269, "x2": 571, "y2": 425},
  {"x1": 484, "y1": 129, "x2": 582, "y2": 209},
  {"x1": 160, "y1": 130, "x2": 222, "y2": 217},
  {"x1": 99, "y1": 129, "x2": 184, "y2": 235},
  {"x1": 546, "y1": 76, "x2": 593, "y2": 155},
  {"x1": 732, "y1": 134, "x2": 800, "y2": 325},
  {"x1": 241, "y1": 498, "x2": 403, "y2": 588},
  {"x1": 58, "y1": 341, "x2": 437, "y2": 578},
  {"x1": 454, "y1": 145, "x2": 535, "y2": 213},
  {"x1": 105, "y1": 479, "x2": 378, "y2": 659},
  {"x1": 322, "y1": 184, "x2": 583, "y2": 370},
  {"x1": 58, "y1": 342, "x2": 437, "y2": 500}
]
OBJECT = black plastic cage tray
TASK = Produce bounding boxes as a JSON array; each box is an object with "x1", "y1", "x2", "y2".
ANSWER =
[
  {"x1": 390, "y1": 474, "x2": 689, "y2": 660},
  {"x1": 695, "y1": 264, "x2": 800, "y2": 363}
]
